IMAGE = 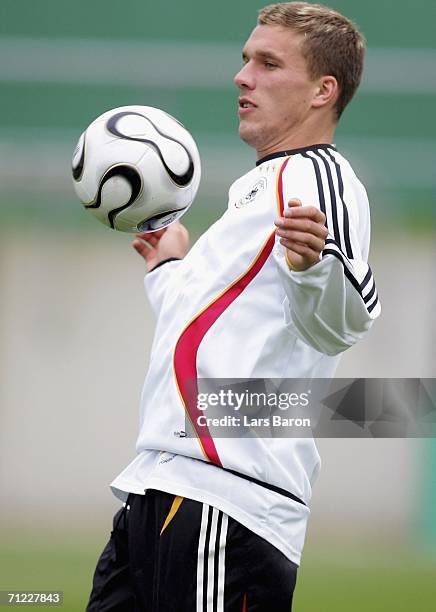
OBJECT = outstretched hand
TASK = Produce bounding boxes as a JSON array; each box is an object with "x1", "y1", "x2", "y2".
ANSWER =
[
  {"x1": 133, "y1": 221, "x2": 189, "y2": 272},
  {"x1": 274, "y1": 199, "x2": 328, "y2": 271}
]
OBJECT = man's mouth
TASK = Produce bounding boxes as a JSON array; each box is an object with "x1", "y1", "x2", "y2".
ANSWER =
[{"x1": 238, "y1": 98, "x2": 257, "y2": 114}]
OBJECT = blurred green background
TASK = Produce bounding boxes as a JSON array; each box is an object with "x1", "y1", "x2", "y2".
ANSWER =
[
  {"x1": 1, "y1": 0, "x2": 435, "y2": 610},
  {"x1": 1, "y1": 0, "x2": 435, "y2": 231}
]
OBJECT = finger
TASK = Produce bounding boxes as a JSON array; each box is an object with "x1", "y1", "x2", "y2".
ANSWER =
[
  {"x1": 275, "y1": 229, "x2": 325, "y2": 252},
  {"x1": 284, "y1": 251, "x2": 306, "y2": 271},
  {"x1": 283, "y1": 205, "x2": 326, "y2": 225},
  {"x1": 279, "y1": 240, "x2": 320, "y2": 262},
  {"x1": 287, "y1": 198, "x2": 302, "y2": 208},
  {"x1": 132, "y1": 238, "x2": 154, "y2": 259},
  {"x1": 140, "y1": 234, "x2": 160, "y2": 248},
  {"x1": 276, "y1": 218, "x2": 328, "y2": 239},
  {"x1": 135, "y1": 228, "x2": 167, "y2": 241},
  {"x1": 274, "y1": 199, "x2": 302, "y2": 226}
]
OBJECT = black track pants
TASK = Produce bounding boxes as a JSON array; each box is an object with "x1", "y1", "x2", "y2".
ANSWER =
[{"x1": 86, "y1": 490, "x2": 298, "y2": 612}]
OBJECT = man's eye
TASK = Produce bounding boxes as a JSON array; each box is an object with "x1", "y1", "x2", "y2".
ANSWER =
[{"x1": 265, "y1": 62, "x2": 277, "y2": 69}]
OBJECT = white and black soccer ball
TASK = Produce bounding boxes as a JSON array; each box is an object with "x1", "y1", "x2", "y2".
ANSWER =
[{"x1": 71, "y1": 105, "x2": 201, "y2": 232}]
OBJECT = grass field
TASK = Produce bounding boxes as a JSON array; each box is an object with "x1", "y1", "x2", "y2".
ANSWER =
[{"x1": 1, "y1": 530, "x2": 435, "y2": 611}]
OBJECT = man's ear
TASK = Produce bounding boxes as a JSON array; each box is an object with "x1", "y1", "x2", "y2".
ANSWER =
[{"x1": 312, "y1": 75, "x2": 339, "y2": 110}]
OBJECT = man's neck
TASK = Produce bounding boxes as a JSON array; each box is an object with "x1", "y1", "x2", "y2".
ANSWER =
[{"x1": 255, "y1": 123, "x2": 336, "y2": 160}]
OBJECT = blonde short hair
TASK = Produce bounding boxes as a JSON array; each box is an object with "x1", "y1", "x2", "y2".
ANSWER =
[{"x1": 258, "y1": 2, "x2": 366, "y2": 119}]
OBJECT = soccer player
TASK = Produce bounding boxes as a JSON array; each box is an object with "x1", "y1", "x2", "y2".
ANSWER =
[{"x1": 87, "y1": 3, "x2": 381, "y2": 610}]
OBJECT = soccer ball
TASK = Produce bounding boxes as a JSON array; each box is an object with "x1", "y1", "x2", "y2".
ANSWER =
[{"x1": 71, "y1": 105, "x2": 201, "y2": 232}]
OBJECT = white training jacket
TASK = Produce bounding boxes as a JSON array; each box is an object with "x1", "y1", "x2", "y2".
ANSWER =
[{"x1": 111, "y1": 144, "x2": 381, "y2": 565}]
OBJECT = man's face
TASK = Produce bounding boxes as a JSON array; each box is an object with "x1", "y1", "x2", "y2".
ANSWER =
[{"x1": 234, "y1": 25, "x2": 319, "y2": 156}]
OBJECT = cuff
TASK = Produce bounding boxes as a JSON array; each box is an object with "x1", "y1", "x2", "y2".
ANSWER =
[
  {"x1": 284, "y1": 249, "x2": 301, "y2": 272},
  {"x1": 148, "y1": 257, "x2": 181, "y2": 273}
]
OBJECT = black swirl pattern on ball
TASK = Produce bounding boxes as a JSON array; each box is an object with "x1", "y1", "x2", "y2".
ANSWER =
[
  {"x1": 106, "y1": 111, "x2": 194, "y2": 187},
  {"x1": 72, "y1": 133, "x2": 86, "y2": 181},
  {"x1": 84, "y1": 164, "x2": 142, "y2": 229}
]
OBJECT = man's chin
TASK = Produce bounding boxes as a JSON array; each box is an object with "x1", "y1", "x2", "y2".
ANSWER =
[{"x1": 238, "y1": 123, "x2": 260, "y2": 149}]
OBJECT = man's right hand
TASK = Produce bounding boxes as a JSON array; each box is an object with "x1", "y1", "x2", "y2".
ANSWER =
[{"x1": 133, "y1": 221, "x2": 190, "y2": 272}]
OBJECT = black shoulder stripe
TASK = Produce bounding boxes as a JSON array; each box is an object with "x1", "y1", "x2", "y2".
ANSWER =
[
  {"x1": 302, "y1": 148, "x2": 354, "y2": 260},
  {"x1": 363, "y1": 281, "x2": 376, "y2": 304},
  {"x1": 367, "y1": 295, "x2": 379, "y2": 313},
  {"x1": 325, "y1": 238, "x2": 352, "y2": 265},
  {"x1": 360, "y1": 267, "x2": 372, "y2": 290},
  {"x1": 302, "y1": 151, "x2": 377, "y2": 315},
  {"x1": 322, "y1": 248, "x2": 362, "y2": 295},
  {"x1": 301, "y1": 152, "x2": 327, "y2": 227},
  {"x1": 322, "y1": 246, "x2": 377, "y2": 313},
  {"x1": 311, "y1": 150, "x2": 341, "y2": 249},
  {"x1": 322, "y1": 247, "x2": 344, "y2": 264},
  {"x1": 323, "y1": 148, "x2": 354, "y2": 259}
]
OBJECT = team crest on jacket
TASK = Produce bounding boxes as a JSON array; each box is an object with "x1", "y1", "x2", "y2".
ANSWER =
[{"x1": 235, "y1": 177, "x2": 267, "y2": 208}]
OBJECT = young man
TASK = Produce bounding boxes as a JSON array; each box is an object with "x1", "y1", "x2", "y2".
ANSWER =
[{"x1": 87, "y1": 3, "x2": 380, "y2": 610}]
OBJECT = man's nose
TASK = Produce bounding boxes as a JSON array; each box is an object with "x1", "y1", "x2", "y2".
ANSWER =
[{"x1": 234, "y1": 62, "x2": 255, "y2": 89}]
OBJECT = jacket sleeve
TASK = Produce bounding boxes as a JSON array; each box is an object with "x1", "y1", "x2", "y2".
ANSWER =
[
  {"x1": 274, "y1": 242, "x2": 380, "y2": 355},
  {"x1": 272, "y1": 149, "x2": 381, "y2": 356},
  {"x1": 144, "y1": 258, "x2": 182, "y2": 316}
]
